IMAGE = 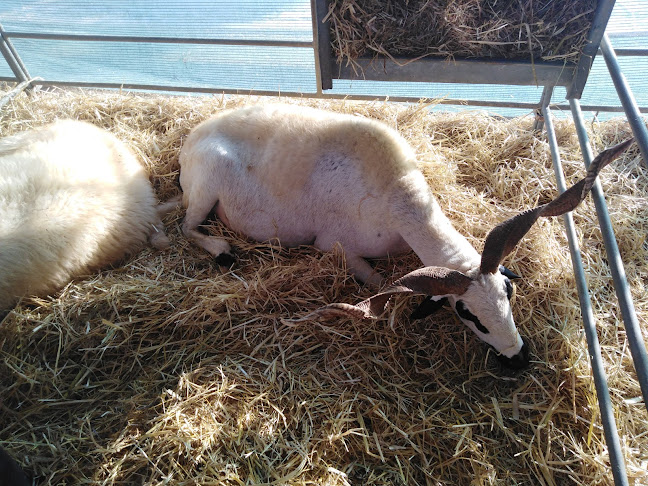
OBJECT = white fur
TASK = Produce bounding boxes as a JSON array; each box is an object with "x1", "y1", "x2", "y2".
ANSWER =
[
  {"x1": 0, "y1": 120, "x2": 171, "y2": 310},
  {"x1": 179, "y1": 104, "x2": 522, "y2": 357}
]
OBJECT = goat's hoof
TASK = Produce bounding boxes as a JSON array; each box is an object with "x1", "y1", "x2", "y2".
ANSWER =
[{"x1": 214, "y1": 252, "x2": 236, "y2": 268}]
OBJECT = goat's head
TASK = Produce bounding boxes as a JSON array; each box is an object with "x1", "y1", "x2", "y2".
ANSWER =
[
  {"x1": 442, "y1": 265, "x2": 527, "y2": 368},
  {"x1": 311, "y1": 139, "x2": 634, "y2": 369}
]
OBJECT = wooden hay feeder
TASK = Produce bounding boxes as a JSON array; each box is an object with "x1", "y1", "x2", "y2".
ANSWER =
[{"x1": 314, "y1": 0, "x2": 613, "y2": 101}]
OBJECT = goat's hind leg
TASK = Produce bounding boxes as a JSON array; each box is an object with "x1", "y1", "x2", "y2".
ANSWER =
[{"x1": 182, "y1": 192, "x2": 235, "y2": 267}]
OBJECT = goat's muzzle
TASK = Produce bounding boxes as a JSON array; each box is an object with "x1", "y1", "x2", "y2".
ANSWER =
[{"x1": 495, "y1": 341, "x2": 530, "y2": 369}]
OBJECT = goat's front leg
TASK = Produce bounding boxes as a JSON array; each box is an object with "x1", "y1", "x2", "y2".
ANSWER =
[
  {"x1": 345, "y1": 253, "x2": 383, "y2": 286},
  {"x1": 316, "y1": 236, "x2": 382, "y2": 286}
]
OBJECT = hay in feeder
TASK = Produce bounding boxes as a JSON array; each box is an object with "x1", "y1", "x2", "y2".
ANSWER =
[
  {"x1": 326, "y1": 0, "x2": 597, "y2": 68},
  {"x1": 0, "y1": 85, "x2": 646, "y2": 485}
]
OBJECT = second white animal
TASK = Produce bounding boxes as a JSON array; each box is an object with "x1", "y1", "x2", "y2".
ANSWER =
[{"x1": 0, "y1": 120, "x2": 174, "y2": 310}]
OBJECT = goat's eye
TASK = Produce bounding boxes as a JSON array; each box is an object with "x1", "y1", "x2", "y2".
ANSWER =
[
  {"x1": 455, "y1": 301, "x2": 489, "y2": 334},
  {"x1": 504, "y1": 278, "x2": 513, "y2": 300}
]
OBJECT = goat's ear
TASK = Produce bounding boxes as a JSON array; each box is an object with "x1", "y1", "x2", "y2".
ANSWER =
[
  {"x1": 294, "y1": 267, "x2": 473, "y2": 321},
  {"x1": 479, "y1": 138, "x2": 634, "y2": 275},
  {"x1": 499, "y1": 265, "x2": 520, "y2": 279}
]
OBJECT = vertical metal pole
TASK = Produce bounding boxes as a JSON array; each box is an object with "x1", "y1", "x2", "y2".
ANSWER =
[
  {"x1": 570, "y1": 98, "x2": 648, "y2": 410},
  {"x1": 600, "y1": 34, "x2": 648, "y2": 165},
  {"x1": 543, "y1": 104, "x2": 629, "y2": 486},
  {"x1": 533, "y1": 85, "x2": 554, "y2": 132}
]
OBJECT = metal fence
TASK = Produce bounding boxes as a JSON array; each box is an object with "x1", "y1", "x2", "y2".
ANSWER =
[{"x1": 1, "y1": 1, "x2": 647, "y2": 484}]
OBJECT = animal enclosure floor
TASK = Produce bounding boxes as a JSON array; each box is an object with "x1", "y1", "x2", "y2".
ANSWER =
[{"x1": 0, "y1": 86, "x2": 647, "y2": 485}]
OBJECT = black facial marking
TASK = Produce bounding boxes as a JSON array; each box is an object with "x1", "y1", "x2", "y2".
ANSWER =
[
  {"x1": 504, "y1": 278, "x2": 513, "y2": 300},
  {"x1": 410, "y1": 296, "x2": 448, "y2": 320},
  {"x1": 455, "y1": 300, "x2": 489, "y2": 334}
]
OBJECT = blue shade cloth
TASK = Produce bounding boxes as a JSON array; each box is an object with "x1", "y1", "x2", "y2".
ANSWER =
[
  {"x1": 0, "y1": 0, "x2": 646, "y2": 120},
  {"x1": 0, "y1": 1, "x2": 313, "y2": 40},
  {"x1": 7, "y1": 39, "x2": 317, "y2": 92}
]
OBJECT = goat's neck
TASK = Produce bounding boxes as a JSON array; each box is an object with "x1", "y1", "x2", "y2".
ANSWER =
[
  {"x1": 394, "y1": 179, "x2": 481, "y2": 274},
  {"x1": 405, "y1": 216, "x2": 480, "y2": 273}
]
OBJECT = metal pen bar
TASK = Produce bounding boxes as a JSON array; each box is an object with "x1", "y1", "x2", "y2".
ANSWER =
[
  {"x1": 0, "y1": 24, "x2": 30, "y2": 81},
  {"x1": 550, "y1": 104, "x2": 648, "y2": 114},
  {"x1": 1, "y1": 31, "x2": 313, "y2": 48},
  {"x1": 543, "y1": 104, "x2": 629, "y2": 486},
  {"x1": 0, "y1": 42, "x2": 22, "y2": 82},
  {"x1": 600, "y1": 34, "x2": 648, "y2": 165},
  {"x1": 19, "y1": 79, "x2": 545, "y2": 108},
  {"x1": 0, "y1": 76, "x2": 645, "y2": 116},
  {"x1": 5, "y1": 78, "x2": 647, "y2": 114},
  {"x1": 570, "y1": 98, "x2": 648, "y2": 410},
  {"x1": 533, "y1": 85, "x2": 554, "y2": 131},
  {"x1": 599, "y1": 48, "x2": 648, "y2": 57},
  {"x1": 0, "y1": 35, "x2": 28, "y2": 82}
]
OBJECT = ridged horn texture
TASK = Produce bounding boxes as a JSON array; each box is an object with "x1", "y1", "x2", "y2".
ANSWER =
[
  {"x1": 309, "y1": 266, "x2": 473, "y2": 320},
  {"x1": 479, "y1": 138, "x2": 635, "y2": 275}
]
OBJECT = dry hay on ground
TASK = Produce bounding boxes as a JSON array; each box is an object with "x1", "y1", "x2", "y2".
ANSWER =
[
  {"x1": 326, "y1": 0, "x2": 597, "y2": 68},
  {"x1": 0, "y1": 86, "x2": 646, "y2": 485}
]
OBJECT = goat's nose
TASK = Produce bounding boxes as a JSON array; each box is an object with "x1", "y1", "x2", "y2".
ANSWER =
[{"x1": 495, "y1": 341, "x2": 530, "y2": 369}]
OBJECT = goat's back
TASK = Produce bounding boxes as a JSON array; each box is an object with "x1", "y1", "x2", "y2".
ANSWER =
[
  {"x1": 180, "y1": 104, "x2": 419, "y2": 195},
  {"x1": 0, "y1": 120, "x2": 160, "y2": 309}
]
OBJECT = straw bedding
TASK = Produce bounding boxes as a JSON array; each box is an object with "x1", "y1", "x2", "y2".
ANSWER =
[
  {"x1": 326, "y1": 0, "x2": 597, "y2": 68},
  {"x1": 0, "y1": 86, "x2": 646, "y2": 485}
]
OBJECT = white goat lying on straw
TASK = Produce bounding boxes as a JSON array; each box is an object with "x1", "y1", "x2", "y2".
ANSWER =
[
  {"x1": 179, "y1": 104, "x2": 633, "y2": 368},
  {"x1": 0, "y1": 120, "x2": 175, "y2": 311}
]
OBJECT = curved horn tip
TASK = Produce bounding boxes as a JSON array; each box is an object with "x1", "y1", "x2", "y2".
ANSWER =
[
  {"x1": 612, "y1": 137, "x2": 635, "y2": 154},
  {"x1": 592, "y1": 137, "x2": 635, "y2": 171}
]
